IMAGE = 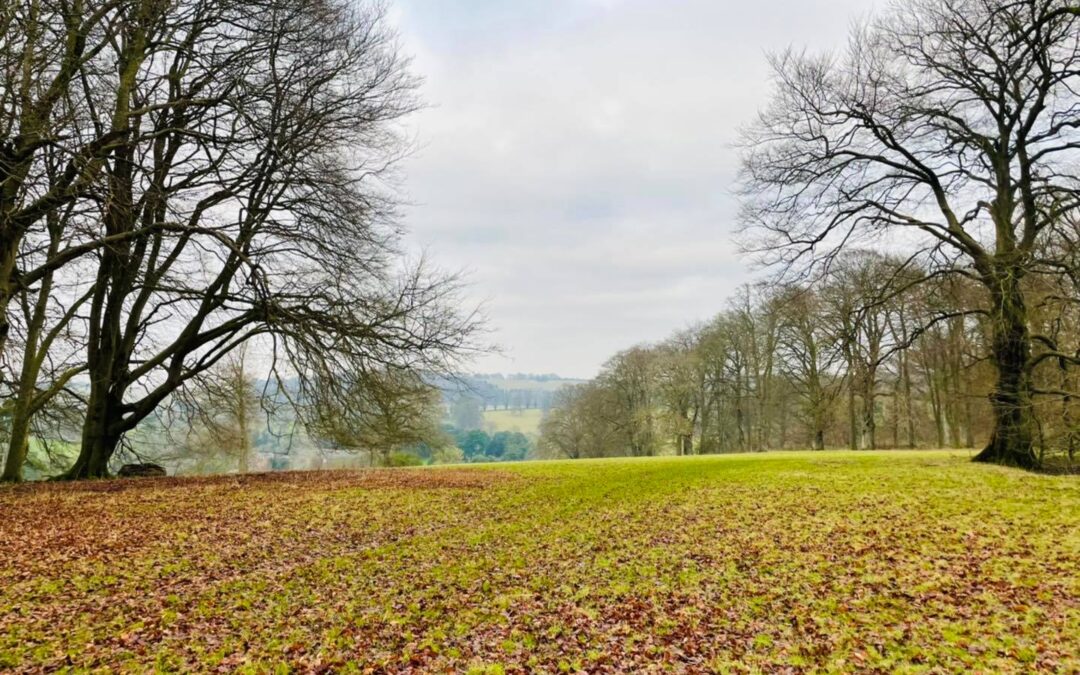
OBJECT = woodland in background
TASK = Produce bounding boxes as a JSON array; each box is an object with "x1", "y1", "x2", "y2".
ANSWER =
[
  {"x1": 541, "y1": 250, "x2": 1079, "y2": 469},
  {"x1": 732, "y1": 0, "x2": 1080, "y2": 469},
  {"x1": 494, "y1": 0, "x2": 1080, "y2": 472}
]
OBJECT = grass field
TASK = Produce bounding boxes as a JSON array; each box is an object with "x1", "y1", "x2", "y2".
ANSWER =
[
  {"x1": 482, "y1": 408, "x2": 544, "y2": 436},
  {"x1": 1, "y1": 451, "x2": 1077, "y2": 672}
]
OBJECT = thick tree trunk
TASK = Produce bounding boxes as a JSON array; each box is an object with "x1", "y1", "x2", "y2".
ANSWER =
[
  {"x1": 974, "y1": 282, "x2": 1037, "y2": 469},
  {"x1": 1, "y1": 410, "x2": 31, "y2": 483},
  {"x1": 63, "y1": 390, "x2": 123, "y2": 479},
  {"x1": 64, "y1": 433, "x2": 120, "y2": 479},
  {"x1": 2, "y1": 249, "x2": 59, "y2": 482},
  {"x1": 2, "y1": 356, "x2": 38, "y2": 482},
  {"x1": 1, "y1": 382, "x2": 34, "y2": 481}
]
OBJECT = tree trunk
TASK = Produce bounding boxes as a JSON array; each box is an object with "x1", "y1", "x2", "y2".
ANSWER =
[
  {"x1": 65, "y1": 433, "x2": 120, "y2": 479},
  {"x1": 2, "y1": 349, "x2": 39, "y2": 482},
  {"x1": 862, "y1": 386, "x2": 876, "y2": 451},
  {"x1": 63, "y1": 389, "x2": 124, "y2": 479},
  {"x1": 1, "y1": 410, "x2": 31, "y2": 483},
  {"x1": 924, "y1": 359, "x2": 946, "y2": 448},
  {"x1": 847, "y1": 373, "x2": 858, "y2": 450},
  {"x1": 963, "y1": 366, "x2": 976, "y2": 449},
  {"x1": 238, "y1": 434, "x2": 250, "y2": 474},
  {"x1": 735, "y1": 403, "x2": 746, "y2": 452},
  {"x1": 891, "y1": 382, "x2": 900, "y2": 450},
  {"x1": 2, "y1": 238, "x2": 61, "y2": 482},
  {"x1": 237, "y1": 367, "x2": 251, "y2": 474},
  {"x1": 974, "y1": 281, "x2": 1037, "y2": 469},
  {"x1": 0, "y1": 234, "x2": 17, "y2": 359},
  {"x1": 699, "y1": 398, "x2": 713, "y2": 454},
  {"x1": 902, "y1": 351, "x2": 916, "y2": 448},
  {"x1": 778, "y1": 389, "x2": 789, "y2": 449}
]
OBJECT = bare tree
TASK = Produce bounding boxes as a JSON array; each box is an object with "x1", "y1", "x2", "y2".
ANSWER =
[
  {"x1": 0, "y1": 1, "x2": 179, "y2": 362},
  {"x1": 0, "y1": 146, "x2": 96, "y2": 481},
  {"x1": 538, "y1": 260, "x2": 1022, "y2": 459},
  {"x1": 740, "y1": 0, "x2": 1080, "y2": 468},
  {"x1": 538, "y1": 382, "x2": 622, "y2": 459},
  {"x1": 166, "y1": 345, "x2": 263, "y2": 474},
  {"x1": 776, "y1": 286, "x2": 844, "y2": 450},
  {"x1": 653, "y1": 331, "x2": 702, "y2": 456},
  {"x1": 306, "y1": 368, "x2": 448, "y2": 467},
  {"x1": 52, "y1": 0, "x2": 479, "y2": 479},
  {"x1": 600, "y1": 347, "x2": 659, "y2": 457},
  {"x1": 729, "y1": 285, "x2": 783, "y2": 452}
]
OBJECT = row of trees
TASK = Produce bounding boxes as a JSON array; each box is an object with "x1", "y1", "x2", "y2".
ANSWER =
[
  {"x1": 737, "y1": 0, "x2": 1080, "y2": 469},
  {"x1": 0, "y1": 0, "x2": 477, "y2": 481},
  {"x1": 544, "y1": 0, "x2": 1080, "y2": 471},
  {"x1": 540, "y1": 250, "x2": 1078, "y2": 467},
  {"x1": 436, "y1": 374, "x2": 580, "y2": 415}
]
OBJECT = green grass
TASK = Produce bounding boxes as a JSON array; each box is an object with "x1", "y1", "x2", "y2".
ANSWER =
[
  {"x1": 482, "y1": 408, "x2": 544, "y2": 436},
  {"x1": 0, "y1": 451, "x2": 1077, "y2": 672}
]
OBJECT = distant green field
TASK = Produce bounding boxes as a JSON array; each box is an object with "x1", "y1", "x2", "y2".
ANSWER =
[
  {"x1": 482, "y1": 407, "x2": 544, "y2": 436},
  {"x1": 1, "y1": 451, "x2": 1077, "y2": 671}
]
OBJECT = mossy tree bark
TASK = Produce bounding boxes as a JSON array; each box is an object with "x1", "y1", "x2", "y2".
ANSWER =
[{"x1": 974, "y1": 278, "x2": 1038, "y2": 469}]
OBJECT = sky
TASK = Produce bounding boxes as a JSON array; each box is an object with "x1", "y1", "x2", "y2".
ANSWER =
[{"x1": 391, "y1": 0, "x2": 873, "y2": 379}]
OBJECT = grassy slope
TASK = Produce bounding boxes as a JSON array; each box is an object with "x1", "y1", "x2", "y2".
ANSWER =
[
  {"x1": 482, "y1": 408, "x2": 544, "y2": 436},
  {"x1": 0, "y1": 451, "x2": 1077, "y2": 673}
]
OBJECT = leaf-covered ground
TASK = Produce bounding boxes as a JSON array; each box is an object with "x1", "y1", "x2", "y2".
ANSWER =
[{"x1": 1, "y1": 451, "x2": 1077, "y2": 673}]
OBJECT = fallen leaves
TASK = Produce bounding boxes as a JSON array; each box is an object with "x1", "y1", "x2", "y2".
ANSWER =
[{"x1": 0, "y1": 452, "x2": 1076, "y2": 673}]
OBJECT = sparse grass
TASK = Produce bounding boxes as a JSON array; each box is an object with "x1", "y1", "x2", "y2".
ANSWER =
[
  {"x1": 0, "y1": 451, "x2": 1077, "y2": 672},
  {"x1": 482, "y1": 408, "x2": 543, "y2": 436}
]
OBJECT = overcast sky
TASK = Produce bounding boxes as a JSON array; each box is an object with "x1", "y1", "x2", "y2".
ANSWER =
[{"x1": 391, "y1": 0, "x2": 873, "y2": 378}]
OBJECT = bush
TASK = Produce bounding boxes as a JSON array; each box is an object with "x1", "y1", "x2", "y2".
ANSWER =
[{"x1": 384, "y1": 452, "x2": 423, "y2": 467}]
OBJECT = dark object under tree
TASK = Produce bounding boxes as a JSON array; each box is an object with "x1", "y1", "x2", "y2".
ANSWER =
[{"x1": 117, "y1": 463, "x2": 167, "y2": 479}]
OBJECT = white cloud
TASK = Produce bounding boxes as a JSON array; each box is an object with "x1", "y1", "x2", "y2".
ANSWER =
[{"x1": 394, "y1": 0, "x2": 873, "y2": 377}]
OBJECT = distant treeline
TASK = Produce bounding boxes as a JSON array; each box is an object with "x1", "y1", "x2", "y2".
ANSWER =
[
  {"x1": 434, "y1": 374, "x2": 584, "y2": 414},
  {"x1": 540, "y1": 251, "x2": 1079, "y2": 466}
]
